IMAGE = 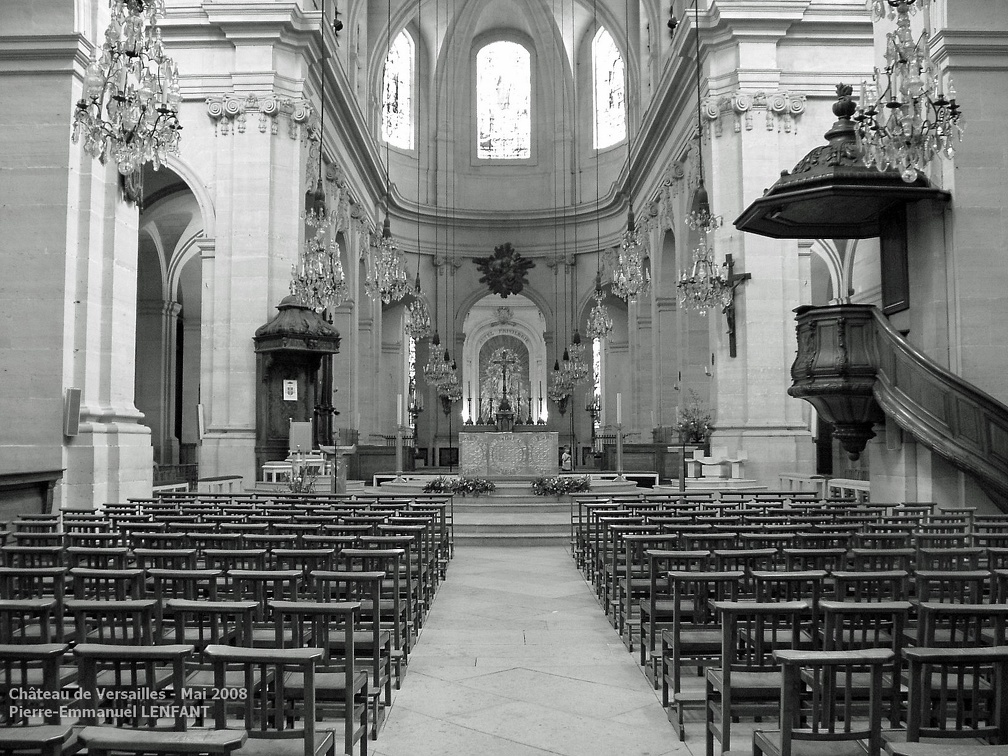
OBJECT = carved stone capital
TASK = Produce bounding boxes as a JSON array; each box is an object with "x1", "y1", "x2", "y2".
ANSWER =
[
  {"x1": 703, "y1": 90, "x2": 807, "y2": 137},
  {"x1": 206, "y1": 93, "x2": 311, "y2": 139}
]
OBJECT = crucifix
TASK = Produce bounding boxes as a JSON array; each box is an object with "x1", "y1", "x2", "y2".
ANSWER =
[
  {"x1": 722, "y1": 254, "x2": 751, "y2": 358},
  {"x1": 490, "y1": 350, "x2": 521, "y2": 417}
]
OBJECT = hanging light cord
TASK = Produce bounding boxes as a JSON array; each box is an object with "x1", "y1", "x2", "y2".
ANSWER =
[
  {"x1": 625, "y1": 0, "x2": 633, "y2": 216},
  {"x1": 694, "y1": 0, "x2": 704, "y2": 181},
  {"x1": 593, "y1": 0, "x2": 602, "y2": 281},
  {"x1": 318, "y1": 0, "x2": 326, "y2": 185}
]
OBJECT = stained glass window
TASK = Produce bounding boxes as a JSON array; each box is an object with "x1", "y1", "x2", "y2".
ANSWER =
[
  {"x1": 382, "y1": 30, "x2": 413, "y2": 149},
  {"x1": 476, "y1": 41, "x2": 531, "y2": 159},
  {"x1": 592, "y1": 27, "x2": 625, "y2": 149}
]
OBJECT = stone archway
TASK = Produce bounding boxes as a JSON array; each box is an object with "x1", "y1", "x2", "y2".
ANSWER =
[
  {"x1": 135, "y1": 165, "x2": 206, "y2": 467},
  {"x1": 461, "y1": 293, "x2": 547, "y2": 423}
]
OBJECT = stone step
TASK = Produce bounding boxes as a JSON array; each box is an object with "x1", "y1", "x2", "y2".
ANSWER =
[
  {"x1": 453, "y1": 500, "x2": 571, "y2": 515},
  {"x1": 454, "y1": 532, "x2": 570, "y2": 547}
]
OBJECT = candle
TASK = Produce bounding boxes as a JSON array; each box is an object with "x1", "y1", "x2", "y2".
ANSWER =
[
  {"x1": 397, "y1": 393, "x2": 402, "y2": 426},
  {"x1": 651, "y1": 410, "x2": 655, "y2": 427},
  {"x1": 616, "y1": 393, "x2": 622, "y2": 425}
]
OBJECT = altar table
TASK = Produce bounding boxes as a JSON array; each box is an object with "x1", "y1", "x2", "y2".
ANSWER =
[{"x1": 459, "y1": 431, "x2": 559, "y2": 478}]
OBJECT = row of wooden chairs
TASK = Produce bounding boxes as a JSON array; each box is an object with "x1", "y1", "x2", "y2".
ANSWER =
[{"x1": 1, "y1": 494, "x2": 458, "y2": 755}]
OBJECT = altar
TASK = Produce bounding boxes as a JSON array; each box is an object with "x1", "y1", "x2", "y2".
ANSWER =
[{"x1": 459, "y1": 431, "x2": 559, "y2": 478}]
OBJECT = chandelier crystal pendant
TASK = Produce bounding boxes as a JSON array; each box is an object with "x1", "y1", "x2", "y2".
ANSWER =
[
  {"x1": 855, "y1": 0, "x2": 963, "y2": 183},
  {"x1": 72, "y1": 0, "x2": 182, "y2": 178},
  {"x1": 364, "y1": 213, "x2": 410, "y2": 304}
]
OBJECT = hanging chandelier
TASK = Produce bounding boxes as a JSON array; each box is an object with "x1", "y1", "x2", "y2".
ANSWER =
[
  {"x1": 290, "y1": 224, "x2": 349, "y2": 312},
  {"x1": 855, "y1": 0, "x2": 963, "y2": 183},
  {"x1": 404, "y1": 257, "x2": 432, "y2": 339},
  {"x1": 612, "y1": 207, "x2": 651, "y2": 303},
  {"x1": 364, "y1": 213, "x2": 410, "y2": 304},
  {"x1": 677, "y1": 182, "x2": 729, "y2": 313},
  {"x1": 585, "y1": 274, "x2": 614, "y2": 339},
  {"x1": 566, "y1": 331, "x2": 589, "y2": 383},
  {"x1": 72, "y1": 0, "x2": 182, "y2": 179},
  {"x1": 422, "y1": 333, "x2": 450, "y2": 386}
]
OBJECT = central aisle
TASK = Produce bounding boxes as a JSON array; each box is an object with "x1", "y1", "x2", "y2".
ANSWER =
[{"x1": 375, "y1": 546, "x2": 688, "y2": 756}]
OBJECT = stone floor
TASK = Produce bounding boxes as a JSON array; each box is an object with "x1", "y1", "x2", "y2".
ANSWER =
[{"x1": 374, "y1": 545, "x2": 699, "y2": 756}]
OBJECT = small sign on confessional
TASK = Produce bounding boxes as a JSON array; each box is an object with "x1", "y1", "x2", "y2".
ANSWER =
[{"x1": 282, "y1": 380, "x2": 298, "y2": 401}]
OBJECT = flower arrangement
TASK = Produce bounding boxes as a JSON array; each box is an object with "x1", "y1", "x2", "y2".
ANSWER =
[
  {"x1": 531, "y1": 475, "x2": 592, "y2": 496},
  {"x1": 422, "y1": 476, "x2": 497, "y2": 497},
  {"x1": 288, "y1": 453, "x2": 317, "y2": 494},
  {"x1": 675, "y1": 390, "x2": 715, "y2": 444}
]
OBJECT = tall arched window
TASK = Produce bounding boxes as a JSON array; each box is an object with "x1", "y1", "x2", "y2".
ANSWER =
[
  {"x1": 592, "y1": 27, "x2": 625, "y2": 149},
  {"x1": 382, "y1": 30, "x2": 414, "y2": 149},
  {"x1": 476, "y1": 41, "x2": 531, "y2": 159}
]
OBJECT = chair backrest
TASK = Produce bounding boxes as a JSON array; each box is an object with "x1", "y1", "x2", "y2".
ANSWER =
[
  {"x1": 831, "y1": 570, "x2": 910, "y2": 602},
  {"x1": 773, "y1": 648, "x2": 894, "y2": 756},
  {"x1": 903, "y1": 645, "x2": 1008, "y2": 744},
  {"x1": 74, "y1": 643, "x2": 193, "y2": 729},
  {"x1": 165, "y1": 598, "x2": 257, "y2": 652},
  {"x1": 916, "y1": 602, "x2": 1008, "y2": 647},
  {"x1": 64, "y1": 599, "x2": 155, "y2": 645},
  {"x1": 0, "y1": 643, "x2": 69, "y2": 725},
  {"x1": 714, "y1": 600, "x2": 809, "y2": 673},
  {"x1": 204, "y1": 645, "x2": 329, "y2": 756}
]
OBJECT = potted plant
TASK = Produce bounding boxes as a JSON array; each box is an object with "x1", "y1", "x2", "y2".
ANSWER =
[{"x1": 675, "y1": 390, "x2": 714, "y2": 451}]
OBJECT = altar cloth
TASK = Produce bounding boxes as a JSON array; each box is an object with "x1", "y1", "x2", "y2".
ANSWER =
[{"x1": 459, "y1": 431, "x2": 559, "y2": 477}]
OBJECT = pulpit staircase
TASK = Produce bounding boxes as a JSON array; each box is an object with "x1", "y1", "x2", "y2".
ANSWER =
[{"x1": 791, "y1": 304, "x2": 1008, "y2": 511}]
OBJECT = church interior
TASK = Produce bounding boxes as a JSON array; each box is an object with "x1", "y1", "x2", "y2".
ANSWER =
[{"x1": 2, "y1": 0, "x2": 1008, "y2": 753}]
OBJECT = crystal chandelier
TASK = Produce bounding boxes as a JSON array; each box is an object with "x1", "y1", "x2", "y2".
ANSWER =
[
  {"x1": 612, "y1": 207, "x2": 651, "y2": 303},
  {"x1": 855, "y1": 0, "x2": 963, "y2": 183},
  {"x1": 677, "y1": 182, "x2": 730, "y2": 314},
  {"x1": 72, "y1": 0, "x2": 182, "y2": 179},
  {"x1": 566, "y1": 331, "x2": 589, "y2": 383},
  {"x1": 404, "y1": 259, "x2": 432, "y2": 339},
  {"x1": 548, "y1": 355, "x2": 575, "y2": 404},
  {"x1": 422, "y1": 333, "x2": 450, "y2": 386},
  {"x1": 290, "y1": 220, "x2": 349, "y2": 312},
  {"x1": 585, "y1": 273, "x2": 614, "y2": 340},
  {"x1": 364, "y1": 213, "x2": 410, "y2": 304}
]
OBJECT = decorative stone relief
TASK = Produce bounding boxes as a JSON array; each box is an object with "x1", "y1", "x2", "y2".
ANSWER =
[
  {"x1": 703, "y1": 90, "x2": 807, "y2": 136},
  {"x1": 205, "y1": 93, "x2": 312, "y2": 138},
  {"x1": 641, "y1": 158, "x2": 686, "y2": 235}
]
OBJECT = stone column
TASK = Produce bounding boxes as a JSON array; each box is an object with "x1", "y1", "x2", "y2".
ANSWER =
[{"x1": 135, "y1": 300, "x2": 181, "y2": 465}]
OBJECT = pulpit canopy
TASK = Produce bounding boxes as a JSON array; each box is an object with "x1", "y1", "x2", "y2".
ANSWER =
[{"x1": 253, "y1": 295, "x2": 341, "y2": 354}]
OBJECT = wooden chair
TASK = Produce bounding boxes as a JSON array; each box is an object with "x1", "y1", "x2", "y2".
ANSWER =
[
  {"x1": 202, "y1": 645, "x2": 344, "y2": 756},
  {"x1": 662, "y1": 569, "x2": 743, "y2": 740},
  {"x1": 819, "y1": 599, "x2": 912, "y2": 727},
  {"x1": 0, "y1": 644, "x2": 74, "y2": 756},
  {"x1": 752, "y1": 648, "x2": 893, "y2": 756},
  {"x1": 888, "y1": 645, "x2": 1008, "y2": 756},
  {"x1": 639, "y1": 548, "x2": 711, "y2": 679},
  {"x1": 76, "y1": 643, "x2": 246, "y2": 756},
  {"x1": 312, "y1": 570, "x2": 392, "y2": 726},
  {"x1": 705, "y1": 600, "x2": 810, "y2": 756},
  {"x1": 270, "y1": 600, "x2": 371, "y2": 751}
]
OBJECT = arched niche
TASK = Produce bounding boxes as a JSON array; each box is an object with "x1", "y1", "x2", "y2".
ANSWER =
[{"x1": 461, "y1": 293, "x2": 547, "y2": 422}]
